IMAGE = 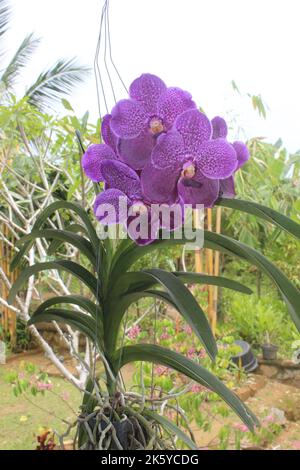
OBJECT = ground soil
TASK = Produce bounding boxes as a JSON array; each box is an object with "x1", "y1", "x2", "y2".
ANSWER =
[{"x1": 2, "y1": 350, "x2": 300, "y2": 450}]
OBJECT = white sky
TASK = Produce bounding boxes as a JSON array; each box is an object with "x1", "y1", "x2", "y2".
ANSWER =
[{"x1": 5, "y1": 0, "x2": 300, "y2": 152}]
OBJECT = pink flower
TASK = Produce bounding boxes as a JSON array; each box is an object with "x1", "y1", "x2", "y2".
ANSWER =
[
  {"x1": 190, "y1": 384, "x2": 205, "y2": 393},
  {"x1": 154, "y1": 366, "x2": 168, "y2": 376},
  {"x1": 160, "y1": 329, "x2": 170, "y2": 340},
  {"x1": 233, "y1": 423, "x2": 248, "y2": 433},
  {"x1": 127, "y1": 325, "x2": 141, "y2": 340},
  {"x1": 187, "y1": 347, "x2": 196, "y2": 359},
  {"x1": 183, "y1": 325, "x2": 193, "y2": 335},
  {"x1": 292, "y1": 440, "x2": 300, "y2": 450},
  {"x1": 262, "y1": 414, "x2": 275, "y2": 426},
  {"x1": 37, "y1": 382, "x2": 53, "y2": 391},
  {"x1": 198, "y1": 348, "x2": 206, "y2": 359}
]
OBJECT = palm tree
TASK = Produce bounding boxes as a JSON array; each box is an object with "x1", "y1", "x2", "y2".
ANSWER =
[{"x1": 0, "y1": 0, "x2": 90, "y2": 110}]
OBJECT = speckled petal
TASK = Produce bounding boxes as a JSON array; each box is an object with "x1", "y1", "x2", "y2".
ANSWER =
[
  {"x1": 196, "y1": 138, "x2": 238, "y2": 179},
  {"x1": 178, "y1": 171, "x2": 219, "y2": 208},
  {"x1": 118, "y1": 129, "x2": 155, "y2": 170},
  {"x1": 219, "y1": 176, "x2": 236, "y2": 198},
  {"x1": 129, "y1": 73, "x2": 167, "y2": 115},
  {"x1": 82, "y1": 144, "x2": 116, "y2": 182},
  {"x1": 141, "y1": 161, "x2": 179, "y2": 204},
  {"x1": 94, "y1": 189, "x2": 129, "y2": 224},
  {"x1": 211, "y1": 116, "x2": 228, "y2": 139},
  {"x1": 174, "y1": 109, "x2": 212, "y2": 155},
  {"x1": 157, "y1": 87, "x2": 196, "y2": 130},
  {"x1": 126, "y1": 210, "x2": 160, "y2": 245},
  {"x1": 151, "y1": 131, "x2": 184, "y2": 170},
  {"x1": 101, "y1": 114, "x2": 118, "y2": 152},
  {"x1": 110, "y1": 99, "x2": 148, "y2": 139},
  {"x1": 100, "y1": 160, "x2": 142, "y2": 200},
  {"x1": 233, "y1": 141, "x2": 250, "y2": 170}
]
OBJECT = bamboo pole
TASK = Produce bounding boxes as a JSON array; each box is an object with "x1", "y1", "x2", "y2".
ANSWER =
[
  {"x1": 0, "y1": 223, "x2": 17, "y2": 345},
  {"x1": 193, "y1": 209, "x2": 203, "y2": 273},
  {"x1": 206, "y1": 209, "x2": 216, "y2": 333},
  {"x1": 212, "y1": 207, "x2": 222, "y2": 333}
]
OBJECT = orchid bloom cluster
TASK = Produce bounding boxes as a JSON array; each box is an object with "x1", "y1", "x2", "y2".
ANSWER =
[{"x1": 82, "y1": 74, "x2": 249, "y2": 244}]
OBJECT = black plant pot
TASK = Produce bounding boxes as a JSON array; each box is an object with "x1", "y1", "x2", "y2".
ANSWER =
[
  {"x1": 261, "y1": 343, "x2": 278, "y2": 361},
  {"x1": 231, "y1": 340, "x2": 258, "y2": 372}
]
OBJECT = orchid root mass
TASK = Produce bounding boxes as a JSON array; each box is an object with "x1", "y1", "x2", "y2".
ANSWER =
[{"x1": 82, "y1": 73, "x2": 249, "y2": 244}]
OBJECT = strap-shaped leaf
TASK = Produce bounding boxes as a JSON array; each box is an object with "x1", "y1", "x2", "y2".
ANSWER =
[
  {"x1": 174, "y1": 272, "x2": 253, "y2": 295},
  {"x1": 204, "y1": 231, "x2": 300, "y2": 331},
  {"x1": 142, "y1": 269, "x2": 217, "y2": 360},
  {"x1": 8, "y1": 260, "x2": 99, "y2": 304},
  {"x1": 143, "y1": 409, "x2": 197, "y2": 450},
  {"x1": 112, "y1": 344, "x2": 259, "y2": 432},
  {"x1": 17, "y1": 229, "x2": 96, "y2": 266},
  {"x1": 105, "y1": 289, "x2": 177, "y2": 353},
  {"x1": 217, "y1": 198, "x2": 300, "y2": 240},
  {"x1": 48, "y1": 223, "x2": 90, "y2": 255},
  {"x1": 111, "y1": 231, "x2": 300, "y2": 332},
  {"x1": 28, "y1": 308, "x2": 97, "y2": 344},
  {"x1": 33, "y1": 295, "x2": 102, "y2": 321},
  {"x1": 10, "y1": 200, "x2": 99, "y2": 271},
  {"x1": 106, "y1": 269, "x2": 222, "y2": 360}
]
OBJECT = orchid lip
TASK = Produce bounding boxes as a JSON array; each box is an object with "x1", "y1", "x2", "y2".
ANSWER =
[
  {"x1": 181, "y1": 161, "x2": 196, "y2": 179},
  {"x1": 149, "y1": 116, "x2": 165, "y2": 135}
]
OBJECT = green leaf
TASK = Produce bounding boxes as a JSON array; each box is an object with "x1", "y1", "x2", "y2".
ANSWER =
[
  {"x1": 174, "y1": 272, "x2": 253, "y2": 295},
  {"x1": 143, "y1": 409, "x2": 197, "y2": 450},
  {"x1": 142, "y1": 269, "x2": 217, "y2": 360},
  {"x1": 25, "y1": 58, "x2": 90, "y2": 111},
  {"x1": 33, "y1": 295, "x2": 102, "y2": 321},
  {"x1": 112, "y1": 231, "x2": 300, "y2": 332},
  {"x1": 217, "y1": 198, "x2": 300, "y2": 240},
  {"x1": 8, "y1": 260, "x2": 99, "y2": 304},
  {"x1": 0, "y1": 0, "x2": 10, "y2": 41},
  {"x1": 1, "y1": 33, "x2": 41, "y2": 89},
  {"x1": 61, "y1": 98, "x2": 74, "y2": 111},
  {"x1": 17, "y1": 229, "x2": 96, "y2": 266},
  {"x1": 47, "y1": 223, "x2": 90, "y2": 255},
  {"x1": 10, "y1": 200, "x2": 99, "y2": 271},
  {"x1": 28, "y1": 308, "x2": 97, "y2": 344},
  {"x1": 104, "y1": 288, "x2": 176, "y2": 353},
  {"x1": 113, "y1": 344, "x2": 259, "y2": 432},
  {"x1": 204, "y1": 231, "x2": 300, "y2": 332}
]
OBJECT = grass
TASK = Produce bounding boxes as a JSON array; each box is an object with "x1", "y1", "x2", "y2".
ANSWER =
[{"x1": 0, "y1": 367, "x2": 81, "y2": 450}]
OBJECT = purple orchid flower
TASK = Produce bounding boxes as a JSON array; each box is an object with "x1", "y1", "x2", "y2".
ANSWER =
[
  {"x1": 211, "y1": 116, "x2": 250, "y2": 198},
  {"x1": 81, "y1": 143, "x2": 117, "y2": 182},
  {"x1": 143, "y1": 109, "x2": 238, "y2": 207},
  {"x1": 93, "y1": 160, "x2": 183, "y2": 245},
  {"x1": 109, "y1": 73, "x2": 196, "y2": 170}
]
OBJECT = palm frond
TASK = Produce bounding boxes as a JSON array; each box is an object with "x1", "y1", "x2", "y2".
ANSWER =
[
  {"x1": 25, "y1": 58, "x2": 91, "y2": 110},
  {"x1": 1, "y1": 33, "x2": 41, "y2": 89},
  {"x1": 0, "y1": 0, "x2": 10, "y2": 40},
  {"x1": 0, "y1": 0, "x2": 11, "y2": 61}
]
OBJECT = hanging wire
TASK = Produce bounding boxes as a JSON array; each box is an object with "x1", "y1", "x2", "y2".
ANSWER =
[
  {"x1": 92, "y1": 0, "x2": 129, "y2": 394},
  {"x1": 94, "y1": 0, "x2": 128, "y2": 122},
  {"x1": 106, "y1": 0, "x2": 129, "y2": 95}
]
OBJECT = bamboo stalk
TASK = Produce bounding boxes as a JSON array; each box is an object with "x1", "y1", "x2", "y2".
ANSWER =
[
  {"x1": 193, "y1": 209, "x2": 203, "y2": 273},
  {"x1": 206, "y1": 209, "x2": 215, "y2": 333},
  {"x1": 212, "y1": 207, "x2": 222, "y2": 333}
]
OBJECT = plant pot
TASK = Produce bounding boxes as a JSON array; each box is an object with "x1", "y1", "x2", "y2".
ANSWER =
[
  {"x1": 261, "y1": 343, "x2": 278, "y2": 361},
  {"x1": 231, "y1": 340, "x2": 258, "y2": 372}
]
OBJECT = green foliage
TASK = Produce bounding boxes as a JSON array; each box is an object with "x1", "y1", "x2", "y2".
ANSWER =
[
  {"x1": 223, "y1": 291, "x2": 298, "y2": 352},
  {"x1": 0, "y1": 0, "x2": 90, "y2": 109},
  {"x1": 7, "y1": 193, "x2": 300, "y2": 447}
]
